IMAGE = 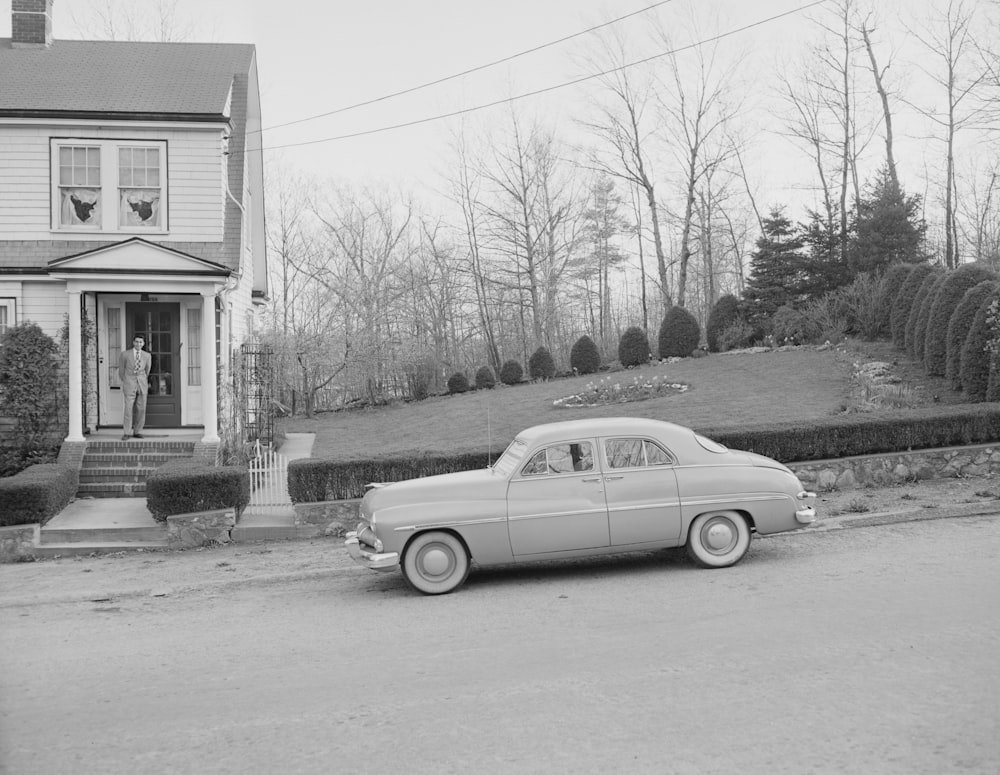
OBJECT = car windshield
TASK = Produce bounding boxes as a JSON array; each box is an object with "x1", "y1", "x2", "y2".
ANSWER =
[{"x1": 491, "y1": 438, "x2": 528, "y2": 477}]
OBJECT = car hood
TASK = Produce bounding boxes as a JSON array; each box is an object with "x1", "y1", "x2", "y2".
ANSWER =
[{"x1": 363, "y1": 468, "x2": 505, "y2": 511}]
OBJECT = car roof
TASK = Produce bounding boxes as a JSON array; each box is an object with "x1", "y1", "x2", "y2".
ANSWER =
[{"x1": 515, "y1": 417, "x2": 693, "y2": 446}]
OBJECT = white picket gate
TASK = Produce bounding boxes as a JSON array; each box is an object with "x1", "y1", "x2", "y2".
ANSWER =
[{"x1": 246, "y1": 443, "x2": 293, "y2": 517}]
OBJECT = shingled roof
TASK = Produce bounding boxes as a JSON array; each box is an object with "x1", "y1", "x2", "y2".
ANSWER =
[{"x1": 0, "y1": 38, "x2": 255, "y2": 120}]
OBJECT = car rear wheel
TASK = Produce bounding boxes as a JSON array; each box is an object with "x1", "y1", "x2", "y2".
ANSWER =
[
  {"x1": 402, "y1": 531, "x2": 471, "y2": 595},
  {"x1": 686, "y1": 511, "x2": 751, "y2": 568}
]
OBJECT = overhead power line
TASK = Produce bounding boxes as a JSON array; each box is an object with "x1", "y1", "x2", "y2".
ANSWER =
[
  {"x1": 258, "y1": 0, "x2": 828, "y2": 153},
  {"x1": 256, "y1": 0, "x2": 678, "y2": 134}
]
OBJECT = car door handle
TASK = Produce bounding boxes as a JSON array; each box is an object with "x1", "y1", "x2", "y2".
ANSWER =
[
  {"x1": 581, "y1": 477, "x2": 602, "y2": 483},
  {"x1": 605, "y1": 475, "x2": 624, "y2": 481}
]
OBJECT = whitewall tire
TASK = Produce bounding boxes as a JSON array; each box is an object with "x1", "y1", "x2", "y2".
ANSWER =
[
  {"x1": 402, "y1": 531, "x2": 471, "y2": 595},
  {"x1": 686, "y1": 511, "x2": 751, "y2": 568}
]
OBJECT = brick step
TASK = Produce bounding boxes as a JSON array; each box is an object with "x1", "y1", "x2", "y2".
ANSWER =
[
  {"x1": 85, "y1": 442, "x2": 196, "y2": 453},
  {"x1": 79, "y1": 468, "x2": 157, "y2": 483},
  {"x1": 77, "y1": 482, "x2": 147, "y2": 497},
  {"x1": 41, "y1": 525, "x2": 166, "y2": 544},
  {"x1": 81, "y1": 453, "x2": 193, "y2": 468}
]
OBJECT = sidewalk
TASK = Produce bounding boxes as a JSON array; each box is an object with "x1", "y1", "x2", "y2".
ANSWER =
[{"x1": 36, "y1": 433, "x2": 317, "y2": 552}]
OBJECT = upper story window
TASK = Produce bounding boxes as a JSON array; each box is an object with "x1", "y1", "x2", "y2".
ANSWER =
[{"x1": 52, "y1": 139, "x2": 167, "y2": 233}]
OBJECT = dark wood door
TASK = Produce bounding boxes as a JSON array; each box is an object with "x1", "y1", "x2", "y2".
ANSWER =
[{"x1": 126, "y1": 302, "x2": 181, "y2": 427}]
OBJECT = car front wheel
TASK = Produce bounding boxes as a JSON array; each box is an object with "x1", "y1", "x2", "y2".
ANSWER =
[
  {"x1": 686, "y1": 511, "x2": 751, "y2": 568},
  {"x1": 402, "y1": 531, "x2": 471, "y2": 595}
]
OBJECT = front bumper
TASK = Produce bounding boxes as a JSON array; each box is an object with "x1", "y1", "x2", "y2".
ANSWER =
[{"x1": 345, "y1": 528, "x2": 400, "y2": 572}]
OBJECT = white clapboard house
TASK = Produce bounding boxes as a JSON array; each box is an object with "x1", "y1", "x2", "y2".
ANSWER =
[{"x1": 0, "y1": 0, "x2": 267, "y2": 471}]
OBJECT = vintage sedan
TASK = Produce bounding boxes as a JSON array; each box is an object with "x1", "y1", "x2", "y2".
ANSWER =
[{"x1": 345, "y1": 417, "x2": 816, "y2": 594}]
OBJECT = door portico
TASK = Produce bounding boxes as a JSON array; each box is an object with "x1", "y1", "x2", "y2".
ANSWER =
[{"x1": 48, "y1": 239, "x2": 230, "y2": 444}]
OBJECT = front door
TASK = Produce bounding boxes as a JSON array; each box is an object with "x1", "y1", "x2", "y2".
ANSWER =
[{"x1": 126, "y1": 302, "x2": 180, "y2": 427}]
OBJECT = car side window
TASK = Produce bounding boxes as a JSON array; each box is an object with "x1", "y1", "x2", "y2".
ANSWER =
[
  {"x1": 605, "y1": 438, "x2": 674, "y2": 469},
  {"x1": 521, "y1": 442, "x2": 594, "y2": 476}
]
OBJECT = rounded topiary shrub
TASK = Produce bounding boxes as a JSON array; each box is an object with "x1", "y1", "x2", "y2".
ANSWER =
[
  {"x1": 875, "y1": 263, "x2": 918, "y2": 339},
  {"x1": 913, "y1": 273, "x2": 949, "y2": 365},
  {"x1": 706, "y1": 295, "x2": 740, "y2": 352},
  {"x1": 947, "y1": 280, "x2": 998, "y2": 388},
  {"x1": 925, "y1": 265, "x2": 997, "y2": 375},
  {"x1": 905, "y1": 268, "x2": 944, "y2": 358},
  {"x1": 570, "y1": 335, "x2": 601, "y2": 375},
  {"x1": 658, "y1": 306, "x2": 701, "y2": 359},
  {"x1": 499, "y1": 359, "x2": 523, "y2": 385},
  {"x1": 891, "y1": 263, "x2": 935, "y2": 349},
  {"x1": 618, "y1": 326, "x2": 651, "y2": 367},
  {"x1": 528, "y1": 347, "x2": 556, "y2": 381},
  {"x1": 474, "y1": 366, "x2": 496, "y2": 390},
  {"x1": 447, "y1": 371, "x2": 470, "y2": 394},
  {"x1": 960, "y1": 292, "x2": 1000, "y2": 401}
]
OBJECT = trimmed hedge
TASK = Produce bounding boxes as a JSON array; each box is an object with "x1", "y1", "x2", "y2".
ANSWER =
[
  {"x1": 288, "y1": 453, "x2": 493, "y2": 503},
  {"x1": 924, "y1": 265, "x2": 997, "y2": 375},
  {"x1": 960, "y1": 291, "x2": 1000, "y2": 401},
  {"x1": 146, "y1": 458, "x2": 250, "y2": 523},
  {"x1": 0, "y1": 463, "x2": 78, "y2": 526},
  {"x1": 905, "y1": 269, "x2": 944, "y2": 359},
  {"x1": 947, "y1": 281, "x2": 997, "y2": 389},
  {"x1": 891, "y1": 263, "x2": 935, "y2": 348},
  {"x1": 287, "y1": 406, "x2": 1000, "y2": 502},
  {"x1": 875, "y1": 263, "x2": 918, "y2": 339},
  {"x1": 447, "y1": 372, "x2": 470, "y2": 394}
]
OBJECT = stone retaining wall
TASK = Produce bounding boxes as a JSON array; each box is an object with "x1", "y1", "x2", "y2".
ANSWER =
[
  {"x1": 166, "y1": 508, "x2": 236, "y2": 549},
  {"x1": 789, "y1": 443, "x2": 1000, "y2": 492},
  {"x1": 0, "y1": 524, "x2": 39, "y2": 563}
]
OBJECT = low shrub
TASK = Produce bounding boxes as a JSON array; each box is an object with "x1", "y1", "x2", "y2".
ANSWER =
[
  {"x1": 499, "y1": 359, "x2": 523, "y2": 385},
  {"x1": 716, "y1": 319, "x2": 756, "y2": 352},
  {"x1": 0, "y1": 463, "x2": 78, "y2": 526},
  {"x1": 706, "y1": 295, "x2": 740, "y2": 353},
  {"x1": 145, "y1": 458, "x2": 250, "y2": 523},
  {"x1": 771, "y1": 305, "x2": 822, "y2": 345},
  {"x1": 618, "y1": 326, "x2": 650, "y2": 367},
  {"x1": 447, "y1": 372, "x2": 470, "y2": 394},
  {"x1": 658, "y1": 307, "x2": 701, "y2": 358},
  {"x1": 570, "y1": 335, "x2": 601, "y2": 375},
  {"x1": 528, "y1": 347, "x2": 556, "y2": 381},
  {"x1": 474, "y1": 366, "x2": 496, "y2": 390}
]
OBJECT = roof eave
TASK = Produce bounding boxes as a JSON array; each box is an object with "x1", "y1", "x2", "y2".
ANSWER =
[{"x1": 0, "y1": 109, "x2": 231, "y2": 123}]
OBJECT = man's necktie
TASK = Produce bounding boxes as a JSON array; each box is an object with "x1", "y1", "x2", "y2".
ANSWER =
[{"x1": 135, "y1": 350, "x2": 140, "y2": 373}]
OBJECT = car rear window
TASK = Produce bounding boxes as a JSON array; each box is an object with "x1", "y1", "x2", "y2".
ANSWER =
[{"x1": 695, "y1": 434, "x2": 728, "y2": 454}]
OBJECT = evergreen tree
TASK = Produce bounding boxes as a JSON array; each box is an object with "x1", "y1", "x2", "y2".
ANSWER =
[
  {"x1": 925, "y1": 265, "x2": 997, "y2": 375},
  {"x1": 947, "y1": 281, "x2": 997, "y2": 388},
  {"x1": 890, "y1": 263, "x2": 936, "y2": 349},
  {"x1": 743, "y1": 208, "x2": 807, "y2": 329},
  {"x1": 798, "y1": 207, "x2": 851, "y2": 298},
  {"x1": 875, "y1": 263, "x2": 920, "y2": 340},
  {"x1": 960, "y1": 292, "x2": 998, "y2": 401},
  {"x1": 618, "y1": 326, "x2": 651, "y2": 367},
  {"x1": 528, "y1": 347, "x2": 556, "y2": 381},
  {"x1": 850, "y1": 167, "x2": 927, "y2": 273}
]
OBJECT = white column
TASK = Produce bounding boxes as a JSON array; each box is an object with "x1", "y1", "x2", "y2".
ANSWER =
[
  {"x1": 200, "y1": 291, "x2": 220, "y2": 443},
  {"x1": 65, "y1": 289, "x2": 85, "y2": 442}
]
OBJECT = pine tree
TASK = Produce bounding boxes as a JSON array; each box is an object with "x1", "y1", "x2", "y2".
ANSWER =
[
  {"x1": 742, "y1": 208, "x2": 806, "y2": 329},
  {"x1": 850, "y1": 166, "x2": 927, "y2": 273}
]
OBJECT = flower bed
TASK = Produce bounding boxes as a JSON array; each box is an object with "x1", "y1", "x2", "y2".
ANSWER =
[{"x1": 553, "y1": 375, "x2": 689, "y2": 408}]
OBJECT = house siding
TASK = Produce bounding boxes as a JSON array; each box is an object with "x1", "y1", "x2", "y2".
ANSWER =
[{"x1": 0, "y1": 123, "x2": 228, "y2": 244}]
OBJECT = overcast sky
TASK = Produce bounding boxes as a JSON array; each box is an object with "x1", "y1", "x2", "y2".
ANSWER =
[{"x1": 1, "y1": 0, "x2": 981, "y2": 218}]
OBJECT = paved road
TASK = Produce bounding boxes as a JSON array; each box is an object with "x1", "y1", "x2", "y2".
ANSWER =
[{"x1": 2, "y1": 516, "x2": 998, "y2": 774}]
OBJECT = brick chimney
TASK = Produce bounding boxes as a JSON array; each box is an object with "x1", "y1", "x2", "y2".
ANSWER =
[{"x1": 11, "y1": 0, "x2": 54, "y2": 48}]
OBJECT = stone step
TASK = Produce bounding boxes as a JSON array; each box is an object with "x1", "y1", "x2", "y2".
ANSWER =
[
  {"x1": 81, "y1": 453, "x2": 192, "y2": 468},
  {"x1": 41, "y1": 525, "x2": 166, "y2": 544}
]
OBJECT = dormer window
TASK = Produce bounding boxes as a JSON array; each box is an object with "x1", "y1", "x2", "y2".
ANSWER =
[{"x1": 52, "y1": 139, "x2": 167, "y2": 233}]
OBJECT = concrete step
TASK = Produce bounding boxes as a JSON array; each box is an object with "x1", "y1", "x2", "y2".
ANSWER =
[
  {"x1": 30, "y1": 541, "x2": 169, "y2": 558},
  {"x1": 41, "y1": 525, "x2": 166, "y2": 543}
]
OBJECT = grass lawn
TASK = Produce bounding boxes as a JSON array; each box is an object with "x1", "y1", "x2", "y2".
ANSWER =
[{"x1": 280, "y1": 340, "x2": 964, "y2": 461}]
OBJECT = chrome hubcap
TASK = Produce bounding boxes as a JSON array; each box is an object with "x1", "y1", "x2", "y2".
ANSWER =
[
  {"x1": 704, "y1": 519, "x2": 736, "y2": 553},
  {"x1": 421, "y1": 546, "x2": 452, "y2": 577}
]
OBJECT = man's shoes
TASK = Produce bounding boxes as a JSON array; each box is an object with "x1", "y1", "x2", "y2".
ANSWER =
[
  {"x1": 132, "y1": 434, "x2": 144, "y2": 439},
  {"x1": 121, "y1": 435, "x2": 129, "y2": 441}
]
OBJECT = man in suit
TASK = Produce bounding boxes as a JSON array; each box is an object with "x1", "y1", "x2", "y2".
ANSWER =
[{"x1": 119, "y1": 335, "x2": 152, "y2": 440}]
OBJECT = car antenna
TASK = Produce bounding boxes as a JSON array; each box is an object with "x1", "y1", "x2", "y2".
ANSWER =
[{"x1": 487, "y1": 401, "x2": 493, "y2": 467}]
